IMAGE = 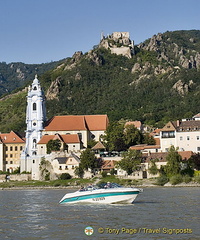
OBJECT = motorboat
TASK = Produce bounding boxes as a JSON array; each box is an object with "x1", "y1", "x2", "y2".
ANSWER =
[{"x1": 59, "y1": 183, "x2": 142, "y2": 204}]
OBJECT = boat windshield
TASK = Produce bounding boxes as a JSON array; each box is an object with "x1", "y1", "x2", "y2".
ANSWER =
[
  {"x1": 97, "y1": 182, "x2": 122, "y2": 189},
  {"x1": 79, "y1": 185, "x2": 99, "y2": 192}
]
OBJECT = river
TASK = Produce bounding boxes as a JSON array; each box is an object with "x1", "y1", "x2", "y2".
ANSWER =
[{"x1": 0, "y1": 187, "x2": 199, "y2": 240}]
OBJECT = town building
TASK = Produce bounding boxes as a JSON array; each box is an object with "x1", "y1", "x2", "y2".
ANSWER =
[
  {"x1": 0, "y1": 131, "x2": 25, "y2": 172},
  {"x1": 160, "y1": 118, "x2": 200, "y2": 153}
]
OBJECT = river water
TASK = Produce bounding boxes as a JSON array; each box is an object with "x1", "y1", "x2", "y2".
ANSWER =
[{"x1": 0, "y1": 187, "x2": 199, "y2": 240}]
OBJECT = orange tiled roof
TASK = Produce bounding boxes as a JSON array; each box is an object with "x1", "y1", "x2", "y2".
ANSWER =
[
  {"x1": 38, "y1": 134, "x2": 80, "y2": 144},
  {"x1": 130, "y1": 144, "x2": 160, "y2": 151},
  {"x1": 0, "y1": 131, "x2": 25, "y2": 144},
  {"x1": 44, "y1": 115, "x2": 109, "y2": 131},
  {"x1": 143, "y1": 151, "x2": 193, "y2": 163},
  {"x1": 125, "y1": 121, "x2": 142, "y2": 129},
  {"x1": 45, "y1": 115, "x2": 87, "y2": 131},
  {"x1": 101, "y1": 160, "x2": 117, "y2": 170},
  {"x1": 84, "y1": 115, "x2": 109, "y2": 131}
]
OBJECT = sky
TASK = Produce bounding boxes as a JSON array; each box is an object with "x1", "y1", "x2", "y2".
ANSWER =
[{"x1": 0, "y1": 0, "x2": 200, "y2": 64}]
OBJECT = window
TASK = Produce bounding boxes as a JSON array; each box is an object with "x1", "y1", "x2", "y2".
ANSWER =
[
  {"x1": 33, "y1": 160, "x2": 35, "y2": 163},
  {"x1": 33, "y1": 86, "x2": 37, "y2": 90},
  {"x1": 197, "y1": 147, "x2": 200, "y2": 152},
  {"x1": 33, "y1": 103, "x2": 36, "y2": 111},
  {"x1": 15, "y1": 146, "x2": 18, "y2": 151},
  {"x1": 161, "y1": 131, "x2": 175, "y2": 138},
  {"x1": 65, "y1": 166, "x2": 68, "y2": 169},
  {"x1": 10, "y1": 146, "x2": 13, "y2": 151},
  {"x1": 33, "y1": 139, "x2": 37, "y2": 148},
  {"x1": 197, "y1": 136, "x2": 200, "y2": 140},
  {"x1": 59, "y1": 166, "x2": 62, "y2": 170},
  {"x1": 6, "y1": 146, "x2": 8, "y2": 151},
  {"x1": 187, "y1": 136, "x2": 190, "y2": 140},
  {"x1": 180, "y1": 136, "x2": 183, "y2": 140},
  {"x1": 10, "y1": 154, "x2": 13, "y2": 158},
  {"x1": 10, "y1": 161, "x2": 13, "y2": 164},
  {"x1": 20, "y1": 146, "x2": 23, "y2": 151}
]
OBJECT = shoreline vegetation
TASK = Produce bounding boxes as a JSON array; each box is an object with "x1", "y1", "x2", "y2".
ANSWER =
[{"x1": 1, "y1": 176, "x2": 200, "y2": 190}]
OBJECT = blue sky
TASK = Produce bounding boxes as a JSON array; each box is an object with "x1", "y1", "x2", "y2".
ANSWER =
[{"x1": 0, "y1": 0, "x2": 200, "y2": 64}]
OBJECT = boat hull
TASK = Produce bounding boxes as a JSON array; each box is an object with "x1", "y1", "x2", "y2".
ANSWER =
[{"x1": 59, "y1": 188, "x2": 140, "y2": 204}]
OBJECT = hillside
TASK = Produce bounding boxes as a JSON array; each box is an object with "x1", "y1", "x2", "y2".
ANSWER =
[
  {"x1": 0, "y1": 60, "x2": 65, "y2": 96},
  {"x1": 1, "y1": 30, "x2": 200, "y2": 133}
]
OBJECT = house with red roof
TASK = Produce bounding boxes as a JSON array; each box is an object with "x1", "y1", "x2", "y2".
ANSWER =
[
  {"x1": 37, "y1": 133, "x2": 82, "y2": 154},
  {"x1": 43, "y1": 114, "x2": 109, "y2": 148},
  {"x1": 0, "y1": 131, "x2": 25, "y2": 172}
]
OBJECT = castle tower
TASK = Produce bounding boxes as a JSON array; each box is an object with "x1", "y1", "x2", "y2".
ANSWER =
[{"x1": 20, "y1": 75, "x2": 46, "y2": 177}]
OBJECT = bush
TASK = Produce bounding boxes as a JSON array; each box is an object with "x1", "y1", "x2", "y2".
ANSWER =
[
  {"x1": 170, "y1": 174, "x2": 183, "y2": 185},
  {"x1": 101, "y1": 171, "x2": 107, "y2": 178},
  {"x1": 156, "y1": 175, "x2": 169, "y2": 186},
  {"x1": 60, "y1": 173, "x2": 72, "y2": 180},
  {"x1": 182, "y1": 175, "x2": 192, "y2": 183},
  {"x1": 194, "y1": 175, "x2": 200, "y2": 184}
]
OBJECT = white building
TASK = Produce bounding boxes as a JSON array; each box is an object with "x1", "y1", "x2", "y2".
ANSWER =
[
  {"x1": 160, "y1": 118, "x2": 200, "y2": 153},
  {"x1": 20, "y1": 75, "x2": 46, "y2": 179}
]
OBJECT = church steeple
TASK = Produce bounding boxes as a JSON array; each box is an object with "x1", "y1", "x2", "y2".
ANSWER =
[{"x1": 21, "y1": 75, "x2": 46, "y2": 173}]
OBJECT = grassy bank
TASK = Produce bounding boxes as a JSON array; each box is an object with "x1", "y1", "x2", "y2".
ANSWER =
[{"x1": 1, "y1": 175, "x2": 200, "y2": 189}]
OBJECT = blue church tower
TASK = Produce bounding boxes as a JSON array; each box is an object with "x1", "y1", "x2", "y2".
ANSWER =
[{"x1": 21, "y1": 75, "x2": 46, "y2": 178}]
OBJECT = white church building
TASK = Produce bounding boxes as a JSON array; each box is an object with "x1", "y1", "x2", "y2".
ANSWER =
[
  {"x1": 20, "y1": 75, "x2": 47, "y2": 179},
  {"x1": 20, "y1": 76, "x2": 109, "y2": 180}
]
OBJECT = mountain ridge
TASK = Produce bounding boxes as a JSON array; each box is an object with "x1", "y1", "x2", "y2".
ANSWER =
[{"x1": 1, "y1": 30, "x2": 200, "y2": 133}]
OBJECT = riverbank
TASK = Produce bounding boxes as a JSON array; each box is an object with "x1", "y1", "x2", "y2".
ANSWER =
[{"x1": 1, "y1": 178, "x2": 200, "y2": 189}]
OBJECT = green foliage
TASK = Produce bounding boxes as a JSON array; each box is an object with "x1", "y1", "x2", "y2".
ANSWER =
[
  {"x1": 103, "y1": 121, "x2": 126, "y2": 151},
  {"x1": 194, "y1": 175, "x2": 200, "y2": 183},
  {"x1": 169, "y1": 174, "x2": 183, "y2": 185},
  {"x1": 124, "y1": 124, "x2": 143, "y2": 147},
  {"x1": 59, "y1": 173, "x2": 72, "y2": 180},
  {"x1": 165, "y1": 146, "x2": 181, "y2": 177},
  {"x1": 117, "y1": 149, "x2": 143, "y2": 175},
  {"x1": 148, "y1": 159, "x2": 159, "y2": 175},
  {"x1": 182, "y1": 175, "x2": 192, "y2": 183},
  {"x1": 80, "y1": 148, "x2": 97, "y2": 171},
  {"x1": 101, "y1": 171, "x2": 107, "y2": 178},
  {"x1": 188, "y1": 153, "x2": 200, "y2": 170},
  {"x1": 46, "y1": 139, "x2": 61, "y2": 154},
  {"x1": 74, "y1": 165, "x2": 84, "y2": 178},
  {"x1": 155, "y1": 175, "x2": 169, "y2": 186}
]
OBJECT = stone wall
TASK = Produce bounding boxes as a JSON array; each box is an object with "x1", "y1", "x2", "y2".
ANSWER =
[{"x1": 0, "y1": 174, "x2": 31, "y2": 182}]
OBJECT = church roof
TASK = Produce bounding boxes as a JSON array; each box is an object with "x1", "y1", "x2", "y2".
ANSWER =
[
  {"x1": 44, "y1": 115, "x2": 109, "y2": 131},
  {"x1": 38, "y1": 134, "x2": 80, "y2": 144},
  {"x1": 84, "y1": 115, "x2": 109, "y2": 131},
  {"x1": 0, "y1": 131, "x2": 25, "y2": 144}
]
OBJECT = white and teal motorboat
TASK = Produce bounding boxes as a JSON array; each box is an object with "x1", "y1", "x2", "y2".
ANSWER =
[{"x1": 59, "y1": 183, "x2": 142, "y2": 204}]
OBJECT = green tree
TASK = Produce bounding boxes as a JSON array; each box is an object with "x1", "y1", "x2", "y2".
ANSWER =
[
  {"x1": 165, "y1": 146, "x2": 181, "y2": 177},
  {"x1": 74, "y1": 164, "x2": 84, "y2": 178},
  {"x1": 80, "y1": 148, "x2": 97, "y2": 171},
  {"x1": 148, "y1": 159, "x2": 159, "y2": 175},
  {"x1": 103, "y1": 121, "x2": 126, "y2": 151},
  {"x1": 46, "y1": 139, "x2": 61, "y2": 154},
  {"x1": 117, "y1": 149, "x2": 143, "y2": 175},
  {"x1": 124, "y1": 124, "x2": 143, "y2": 147},
  {"x1": 142, "y1": 132, "x2": 156, "y2": 145},
  {"x1": 188, "y1": 153, "x2": 200, "y2": 170}
]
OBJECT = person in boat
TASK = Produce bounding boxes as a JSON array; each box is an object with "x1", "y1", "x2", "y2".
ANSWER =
[
  {"x1": 79, "y1": 186, "x2": 85, "y2": 191},
  {"x1": 104, "y1": 182, "x2": 111, "y2": 188}
]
